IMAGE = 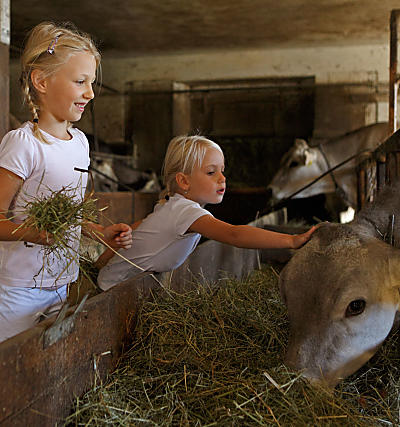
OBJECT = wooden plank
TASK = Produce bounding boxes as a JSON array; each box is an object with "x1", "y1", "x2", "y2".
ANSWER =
[
  {"x1": 133, "y1": 191, "x2": 159, "y2": 221},
  {"x1": 0, "y1": 42, "x2": 9, "y2": 139},
  {"x1": 0, "y1": 279, "x2": 139, "y2": 426},
  {"x1": 389, "y1": 10, "x2": 400, "y2": 132},
  {"x1": 94, "y1": 191, "x2": 134, "y2": 226}
]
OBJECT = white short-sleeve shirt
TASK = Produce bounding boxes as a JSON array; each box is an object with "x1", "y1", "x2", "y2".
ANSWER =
[
  {"x1": 0, "y1": 122, "x2": 89, "y2": 288},
  {"x1": 98, "y1": 193, "x2": 212, "y2": 290}
]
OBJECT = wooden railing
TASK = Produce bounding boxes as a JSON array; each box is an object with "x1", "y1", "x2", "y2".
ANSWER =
[{"x1": 357, "y1": 128, "x2": 400, "y2": 210}]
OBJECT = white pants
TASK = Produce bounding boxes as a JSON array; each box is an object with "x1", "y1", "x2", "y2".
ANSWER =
[{"x1": 0, "y1": 284, "x2": 67, "y2": 343}]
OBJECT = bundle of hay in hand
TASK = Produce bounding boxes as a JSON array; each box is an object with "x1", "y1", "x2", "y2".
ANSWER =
[
  {"x1": 66, "y1": 267, "x2": 400, "y2": 426},
  {"x1": 13, "y1": 185, "x2": 100, "y2": 291},
  {"x1": 20, "y1": 186, "x2": 98, "y2": 254}
]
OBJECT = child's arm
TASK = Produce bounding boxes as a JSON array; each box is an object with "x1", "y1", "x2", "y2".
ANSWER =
[
  {"x1": 0, "y1": 167, "x2": 52, "y2": 244},
  {"x1": 94, "y1": 219, "x2": 143, "y2": 269},
  {"x1": 188, "y1": 215, "x2": 316, "y2": 249}
]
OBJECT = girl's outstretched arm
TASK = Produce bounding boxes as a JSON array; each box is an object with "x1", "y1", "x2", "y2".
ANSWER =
[
  {"x1": 188, "y1": 215, "x2": 316, "y2": 249},
  {"x1": 0, "y1": 167, "x2": 51, "y2": 244}
]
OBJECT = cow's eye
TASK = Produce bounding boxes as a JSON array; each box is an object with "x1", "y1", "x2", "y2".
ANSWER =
[
  {"x1": 289, "y1": 161, "x2": 299, "y2": 168},
  {"x1": 345, "y1": 299, "x2": 366, "y2": 317}
]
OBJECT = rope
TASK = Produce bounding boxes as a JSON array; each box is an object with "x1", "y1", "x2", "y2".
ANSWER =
[{"x1": 317, "y1": 145, "x2": 348, "y2": 203}]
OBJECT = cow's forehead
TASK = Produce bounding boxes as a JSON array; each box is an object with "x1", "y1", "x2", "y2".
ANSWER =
[
  {"x1": 281, "y1": 233, "x2": 396, "y2": 306},
  {"x1": 291, "y1": 143, "x2": 307, "y2": 155},
  {"x1": 281, "y1": 144, "x2": 306, "y2": 165}
]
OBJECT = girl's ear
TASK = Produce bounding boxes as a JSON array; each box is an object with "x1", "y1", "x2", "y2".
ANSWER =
[
  {"x1": 30, "y1": 69, "x2": 47, "y2": 94},
  {"x1": 175, "y1": 172, "x2": 190, "y2": 192}
]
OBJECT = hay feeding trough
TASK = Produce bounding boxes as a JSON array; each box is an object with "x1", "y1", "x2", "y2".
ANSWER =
[{"x1": 66, "y1": 267, "x2": 400, "y2": 426}]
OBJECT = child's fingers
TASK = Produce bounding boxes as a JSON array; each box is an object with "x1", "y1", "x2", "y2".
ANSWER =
[
  {"x1": 306, "y1": 225, "x2": 317, "y2": 236},
  {"x1": 117, "y1": 236, "x2": 132, "y2": 245},
  {"x1": 119, "y1": 230, "x2": 132, "y2": 238},
  {"x1": 114, "y1": 223, "x2": 132, "y2": 233},
  {"x1": 113, "y1": 230, "x2": 133, "y2": 249}
]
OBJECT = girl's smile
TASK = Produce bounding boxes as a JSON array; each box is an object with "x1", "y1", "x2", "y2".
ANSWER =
[{"x1": 74, "y1": 102, "x2": 88, "y2": 113}]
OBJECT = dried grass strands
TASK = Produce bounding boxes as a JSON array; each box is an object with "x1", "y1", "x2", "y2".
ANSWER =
[
  {"x1": 18, "y1": 185, "x2": 99, "y2": 256},
  {"x1": 9, "y1": 185, "x2": 100, "y2": 287},
  {"x1": 66, "y1": 267, "x2": 400, "y2": 426}
]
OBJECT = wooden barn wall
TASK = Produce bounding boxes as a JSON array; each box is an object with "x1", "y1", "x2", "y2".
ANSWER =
[
  {"x1": 9, "y1": 42, "x2": 392, "y2": 149},
  {"x1": 125, "y1": 81, "x2": 173, "y2": 172},
  {"x1": 125, "y1": 77, "x2": 315, "y2": 181}
]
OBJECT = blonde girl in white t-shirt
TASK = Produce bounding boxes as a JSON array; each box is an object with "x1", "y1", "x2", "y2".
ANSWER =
[
  {"x1": 0, "y1": 22, "x2": 132, "y2": 342},
  {"x1": 97, "y1": 135, "x2": 316, "y2": 289}
]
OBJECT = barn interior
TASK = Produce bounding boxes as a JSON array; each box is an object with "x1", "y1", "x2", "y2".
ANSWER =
[
  {"x1": 3, "y1": 0, "x2": 400, "y2": 224},
  {"x1": 1, "y1": 1, "x2": 400, "y2": 425}
]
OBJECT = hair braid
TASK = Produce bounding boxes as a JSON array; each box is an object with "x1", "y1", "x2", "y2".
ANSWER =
[{"x1": 20, "y1": 72, "x2": 45, "y2": 143}]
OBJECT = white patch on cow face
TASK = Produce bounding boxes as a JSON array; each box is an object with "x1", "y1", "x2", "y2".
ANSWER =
[{"x1": 304, "y1": 149, "x2": 317, "y2": 166}]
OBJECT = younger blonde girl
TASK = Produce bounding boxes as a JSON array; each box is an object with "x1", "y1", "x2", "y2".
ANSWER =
[{"x1": 97, "y1": 135, "x2": 316, "y2": 290}]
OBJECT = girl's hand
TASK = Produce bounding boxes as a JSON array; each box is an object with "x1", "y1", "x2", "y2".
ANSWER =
[
  {"x1": 17, "y1": 225, "x2": 54, "y2": 246},
  {"x1": 102, "y1": 223, "x2": 132, "y2": 249},
  {"x1": 292, "y1": 225, "x2": 318, "y2": 249},
  {"x1": 35, "y1": 229, "x2": 55, "y2": 246}
]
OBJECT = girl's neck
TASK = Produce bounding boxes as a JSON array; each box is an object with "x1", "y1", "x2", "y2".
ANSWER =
[
  {"x1": 175, "y1": 191, "x2": 205, "y2": 207},
  {"x1": 35, "y1": 115, "x2": 71, "y2": 140}
]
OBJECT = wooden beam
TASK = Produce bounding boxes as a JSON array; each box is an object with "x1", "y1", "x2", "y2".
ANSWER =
[
  {"x1": 389, "y1": 10, "x2": 400, "y2": 133},
  {"x1": 0, "y1": 0, "x2": 9, "y2": 138}
]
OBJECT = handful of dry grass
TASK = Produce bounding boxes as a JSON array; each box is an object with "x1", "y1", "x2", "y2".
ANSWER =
[
  {"x1": 19, "y1": 186, "x2": 98, "y2": 256},
  {"x1": 66, "y1": 267, "x2": 400, "y2": 426},
  {"x1": 10, "y1": 185, "x2": 100, "y2": 286}
]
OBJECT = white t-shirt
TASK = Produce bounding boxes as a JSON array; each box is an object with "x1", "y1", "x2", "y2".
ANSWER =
[
  {"x1": 0, "y1": 122, "x2": 90, "y2": 288},
  {"x1": 98, "y1": 194, "x2": 212, "y2": 290}
]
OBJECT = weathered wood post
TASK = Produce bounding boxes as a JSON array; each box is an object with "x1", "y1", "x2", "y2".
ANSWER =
[
  {"x1": 389, "y1": 9, "x2": 400, "y2": 133},
  {"x1": 0, "y1": 0, "x2": 9, "y2": 139}
]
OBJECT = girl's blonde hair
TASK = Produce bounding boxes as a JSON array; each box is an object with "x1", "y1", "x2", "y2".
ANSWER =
[
  {"x1": 20, "y1": 21, "x2": 101, "y2": 143},
  {"x1": 160, "y1": 135, "x2": 223, "y2": 200}
]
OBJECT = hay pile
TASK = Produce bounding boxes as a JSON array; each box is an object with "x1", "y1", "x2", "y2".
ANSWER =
[{"x1": 66, "y1": 267, "x2": 400, "y2": 426}]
